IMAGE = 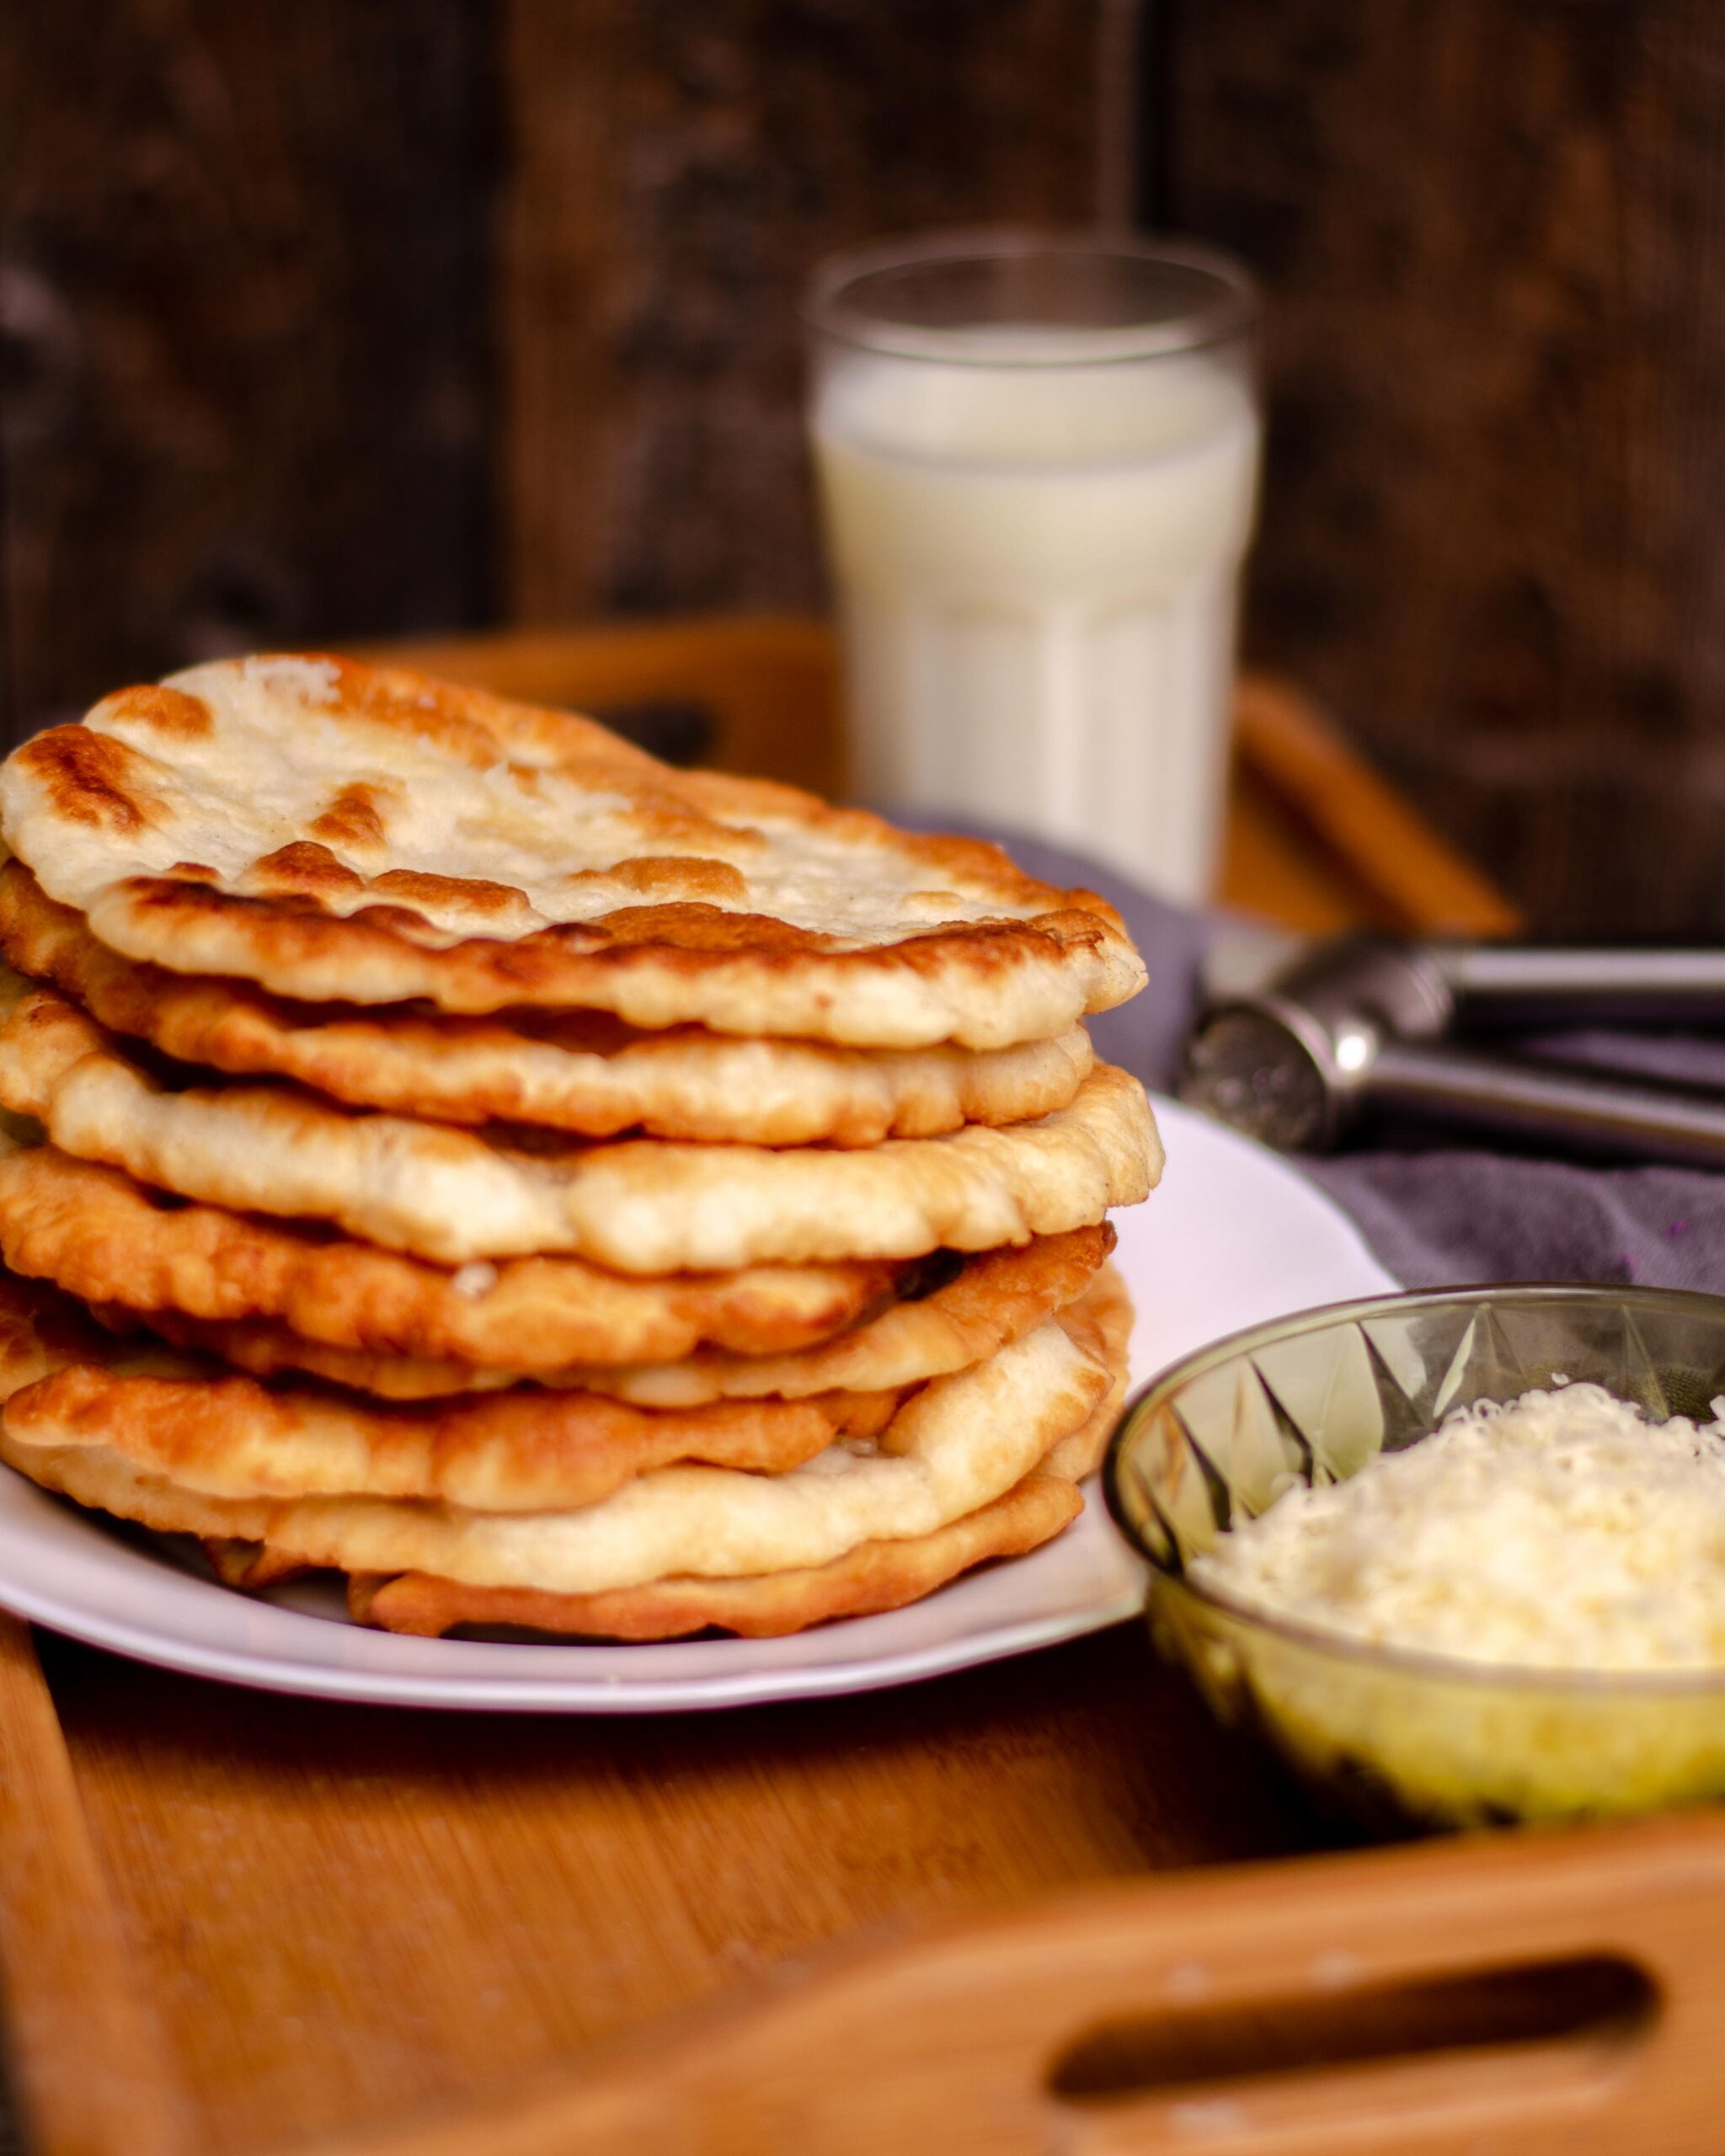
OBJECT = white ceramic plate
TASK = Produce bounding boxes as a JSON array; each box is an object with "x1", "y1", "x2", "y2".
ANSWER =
[{"x1": 0, "y1": 1100, "x2": 1395, "y2": 1711}]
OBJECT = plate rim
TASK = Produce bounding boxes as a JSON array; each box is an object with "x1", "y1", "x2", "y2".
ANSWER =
[
  {"x1": 0, "y1": 1504, "x2": 1152, "y2": 1713},
  {"x1": 0, "y1": 1097, "x2": 1395, "y2": 1711}
]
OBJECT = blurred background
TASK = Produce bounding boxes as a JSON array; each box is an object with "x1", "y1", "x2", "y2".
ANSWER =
[{"x1": 3, "y1": 0, "x2": 1723, "y2": 934}]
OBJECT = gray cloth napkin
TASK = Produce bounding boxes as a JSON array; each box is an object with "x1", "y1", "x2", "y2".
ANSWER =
[{"x1": 951, "y1": 825, "x2": 1725, "y2": 1294}]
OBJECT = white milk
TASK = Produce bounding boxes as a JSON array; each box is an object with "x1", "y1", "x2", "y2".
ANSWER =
[{"x1": 812, "y1": 334, "x2": 1260, "y2": 900}]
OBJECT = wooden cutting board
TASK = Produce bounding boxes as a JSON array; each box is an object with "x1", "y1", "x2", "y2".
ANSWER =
[{"x1": 0, "y1": 620, "x2": 1636, "y2": 2156}]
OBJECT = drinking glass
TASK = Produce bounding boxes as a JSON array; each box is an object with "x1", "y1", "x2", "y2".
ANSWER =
[{"x1": 805, "y1": 230, "x2": 1260, "y2": 903}]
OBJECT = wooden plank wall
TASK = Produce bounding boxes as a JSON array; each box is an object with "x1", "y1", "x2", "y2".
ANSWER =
[
  {"x1": 0, "y1": 0, "x2": 1114, "y2": 739},
  {"x1": 1162, "y1": 0, "x2": 1725, "y2": 931},
  {"x1": 497, "y1": 0, "x2": 1115, "y2": 622},
  {"x1": 0, "y1": 0, "x2": 495, "y2": 738},
  {"x1": 6, "y1": 3, "x2": 1725, "y2": 927}
]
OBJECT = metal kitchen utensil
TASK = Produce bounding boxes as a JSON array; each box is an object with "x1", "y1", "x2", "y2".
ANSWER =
[{"x1": 1181, "y1": 932, "x2": 1725, "y2": 1160}]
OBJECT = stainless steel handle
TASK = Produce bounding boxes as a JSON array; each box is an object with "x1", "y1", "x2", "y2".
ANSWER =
[
  {"x1": 1429, "y1": 943, "x2": 1725, "y2": 1028},
  {"x1": 1369, "y1": 1040, "x2": 1725, "y2": 1166},
  {"x1": 1182, "y1": 932, "x2": 1725, "y2": 1159}
]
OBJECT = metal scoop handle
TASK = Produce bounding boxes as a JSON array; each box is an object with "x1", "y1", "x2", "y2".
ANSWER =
[
  {"x1": 1376, "y1": 940, "x2": 1725, "y2": 1035},
  {"x1": 1182, "y1": 931, "x2": 1725, "y2": 1158},
  {"x1": 1368, "y1": 1038, "x2": 1725, "y2": 1166}
]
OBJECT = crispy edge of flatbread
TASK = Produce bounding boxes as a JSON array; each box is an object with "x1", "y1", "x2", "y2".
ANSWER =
[
  {"x1": 0, "y1": 1141, "x2": 905, "y2": 1364},
  {"x1": 0, "y1": 1263, "x2": 908, "y2": 1512},
  {"x1": 4, "y1": 656, "x2": 1144, "y2": 1044},
  {"x1": 0, "y1": 979, "x2": 1158, "y2": 1267},
  {"x1": 4, "y1": 1357, "x2": 902, "y2": 1512},
  {"x1": 3, "y1": 1310, "x2": 1111, "y2": 1593},
  {"x1": 0, "y1": 862, "x2": 1096, "y2": 1145},
  {"x1": 344, "y1": 1471, "x2": 1087, "y2": 1641},
  {"x1": 234, "y1": 1267, "x2": 1138, "y2": 1640},
  {"x1": 141, "y1": 1225, "x2": 1115, "y2": 1403}
]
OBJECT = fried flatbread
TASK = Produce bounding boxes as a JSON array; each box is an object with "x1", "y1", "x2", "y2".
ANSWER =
[
  {"x1": 346, "y1": 1471, "x2": 1087, "y2": 1640},
  {"x1": 0, "y1": 1321, "x2": 897, "y2": 1516},
  {"x1": 0, "y1": 1141, "x2": 905, "y2": 1364},
  {"x1": 0, "y1": 654, "x2": 1145, "y2": 1046},
  {"x1": 139, "y1": 1225, "x2": 1114, "y2": 1403},
  {"x1": 0, "y1": 1303, "x2": 1114, "y2": 1594},
  {"x1": 0, "y1": 863, "x2": 1093, "y2": 1145},
  {"x1": 0, "y1": 978, "x2": 1158, "y2": 1267},
  {"x1": 250, "y1": 1278, "x2": 1135, "y2": 1639},
  {"x1": 1036, "y1": 1262, "x2": 1134, "y2": 1481}
]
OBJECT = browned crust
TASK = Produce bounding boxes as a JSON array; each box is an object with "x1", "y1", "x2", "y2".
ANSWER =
[
  {"x1": 5, "y1": 1267, "x2": 1135, "y2": 1642},
  {"x1": 4, "y1": 655, "x2": 1145, "y2": 1032},
  {"x1": 0, "y1": 862, "x2": 1094, "y2": 1145},
  {"x1": 338, "y1": 1288, "x2": 1135, "y2": 1640},
  {"x1": 103, "y1": 686, "x2": 211, "y2": 739},
  {"x1": 308, "y1": 782, "x2": 393, "y2": 850},
  {"x1": 201, "y1": 1539, "x2": 308, "y2": 1590},
  {"x1": 343, "y1": 1471, "x2": 1086, "y2": 1640},
  {"x1": 137, "y1": 1225, "x2": 1114, "y2": 1401},
  {"x1": 0, "y1": 981, "x2": 1153, "y2": 1271},
  {"x1": 0, "y1": 1143, "x2": 904, "y2": 1364},
  {"x1": 0, "y1": 1289, "x2": 1121, "y2": 1588},
  {"x1": 85, "y1": 875, "x2": 1128, "y2": 1019},
  {"x1": 294, "y1": 1276, "x2": 1131, "y2": 1641},
  {"x1": 0, "y1": 1262, "x2": 130, "y2": 1392},
  {"x1": 0, "y1": 1267, "x2": 916, "y2": 1516},
  {"x1": 1039, "y1": 1264, "x2": 1135, "y2": 1480},
  {"x1": 2, "y1": 1355, "x2": 898, "y2": 1513},
  {"x1": 19, "y1": 730, "x2": 158, "y2": 836},
  {"x1": 21, "y1": 662, "x2": 1140, "y2": 947}
]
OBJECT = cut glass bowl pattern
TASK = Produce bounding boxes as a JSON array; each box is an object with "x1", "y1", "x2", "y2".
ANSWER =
[{"x1": 1103, "y1": 1285, "x2": 1725, "y2": 1831}]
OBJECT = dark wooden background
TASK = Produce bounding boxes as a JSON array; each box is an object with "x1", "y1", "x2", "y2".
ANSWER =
[{"x1": 3, "y1": 0, "x2": 1722, "y2": 931}]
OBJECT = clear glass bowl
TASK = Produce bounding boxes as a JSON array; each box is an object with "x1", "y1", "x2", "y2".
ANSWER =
[{"x1": 1103, "y1": 1285, "x2": 1725, "y2": 1832}]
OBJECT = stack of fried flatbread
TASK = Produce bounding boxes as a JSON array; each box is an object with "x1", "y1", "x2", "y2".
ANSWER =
[{"x1": 0, "y1": 654, "x2": 1159, "y2": 1639}]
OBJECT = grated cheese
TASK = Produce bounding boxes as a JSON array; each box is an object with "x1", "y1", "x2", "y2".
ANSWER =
[{"x1": 1191, "y1": 1384, "x2": 1725, "y2": 1672}]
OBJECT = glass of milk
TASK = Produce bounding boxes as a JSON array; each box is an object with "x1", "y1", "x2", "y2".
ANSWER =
[{"x1": 805, "y1": 231, "x2": 1260, "y2": 902}]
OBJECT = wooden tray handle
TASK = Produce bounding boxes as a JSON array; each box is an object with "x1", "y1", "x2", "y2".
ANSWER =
[{"x1": 299, "y1": 1812, "x2": 1725, "y2": 2156}]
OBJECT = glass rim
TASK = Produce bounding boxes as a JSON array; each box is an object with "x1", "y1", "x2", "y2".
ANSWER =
[
  {"x1": 1103, "y1": 1278, "x2": 1725, "y2": 1698},
  {"x1": 802, "y1": 225, "x2": 1258, "y2": 366}
]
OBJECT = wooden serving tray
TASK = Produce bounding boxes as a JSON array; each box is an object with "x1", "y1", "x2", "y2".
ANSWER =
[{"x1": 11, "y1": 620, "x2": 1685, "y2": 2156}]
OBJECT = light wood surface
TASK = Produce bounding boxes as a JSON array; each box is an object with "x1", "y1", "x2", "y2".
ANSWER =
[
  {"x1": 39, "y1": 1628, "x2": 1316, "y2": 2154},
  {"x1": 0, "y1": 1618, "x2": 184, "y2": 2156},
  {"x1": 0, "y1": 617, "x2": 1579, "y2": 2156},
  {"x1": 296, "y1": 1812, "x2": 1725, "y2": 2156}
]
